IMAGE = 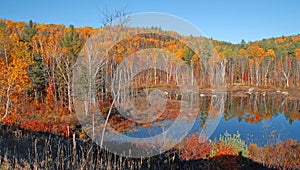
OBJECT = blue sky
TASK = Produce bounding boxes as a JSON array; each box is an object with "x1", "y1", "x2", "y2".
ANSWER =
[{"x1": 0, "y1": 0, "x2": 299, "y2": 43}]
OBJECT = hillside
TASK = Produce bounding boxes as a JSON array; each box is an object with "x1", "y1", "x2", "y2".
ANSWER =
[{"x1": 0, "y1": 18, "x2": 300, "y2": 135}]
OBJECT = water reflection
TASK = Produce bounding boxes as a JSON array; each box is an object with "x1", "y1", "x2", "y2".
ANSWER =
[{"x1": 119, "y1": 91, "x2": 300, "y2": 146}]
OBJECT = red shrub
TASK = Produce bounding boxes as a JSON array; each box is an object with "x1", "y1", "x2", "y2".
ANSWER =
[{"x1": 177, "y1": 133, "x2": 213, "y2": 160}]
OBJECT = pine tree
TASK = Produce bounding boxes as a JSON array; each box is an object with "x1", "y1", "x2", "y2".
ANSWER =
[
  {"x1": 28, "y1": 52, "x2": 47, "y2": 102},
  {"x1": 58, "y1": 25, "x2": 83, "y2": 112},
  {"x1": 22, "y1": 20, "x2": 37, "y2": 42},
  {"x1": 61, "y1": 24, "x2": 82, "y2": 57}
]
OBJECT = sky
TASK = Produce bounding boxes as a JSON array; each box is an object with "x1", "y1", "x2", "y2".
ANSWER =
[{"x1": 0, "y1": 0, "x2": 299, "y2": 44}]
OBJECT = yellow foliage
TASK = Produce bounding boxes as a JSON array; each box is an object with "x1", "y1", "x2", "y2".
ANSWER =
[
  {"x1": 295, "y1": 48, "x2": 300, "y2": 59},
  {"x1": 0, "y1": 31, "x2": 32, "y2": 120},
  {"x1": 264, "y1": 49, "x2": 275, "y2": 57},
  {"x1": 247, "y1": 45, "x2": 264, "y2": 59}
]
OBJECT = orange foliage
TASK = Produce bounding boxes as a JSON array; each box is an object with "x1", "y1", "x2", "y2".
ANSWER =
[
  {"x1": 249, "y1": 139, "x2": 300, "y2": 169},
  {"x1": 264, "y1": 49, "x2": 275, "y2": 58},
  {"x1": 295, "y1": 48, "x2": 300, "y2": 59},
  {"x1": 20, "y1": 119, "x2": 51, "y2": 132},
  {"x1": 0, "y1": 34, "x2": 32, "y2": 121},
  {"x1": 1, "y1": 18, "x2": 300, "y2": 139},
  {"x1": 247, "y1": 45, "x2": 264, "y2": 59},
  {"x1": 213, "y1": 142, "x2": 239, "y2": 157}
]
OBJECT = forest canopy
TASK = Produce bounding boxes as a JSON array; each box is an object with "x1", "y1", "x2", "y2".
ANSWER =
[{"x1": 0, "y1": 18, "x2": 299, "y2": 130}]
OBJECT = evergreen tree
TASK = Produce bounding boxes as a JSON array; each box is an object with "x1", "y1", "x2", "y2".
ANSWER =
[
  {"x1": 22, "y1": 20, "x2": 37, "y2": 42},
  {"x1": 61, "y1": 24, "x2": 82, "y2": 57},
  {"x1": 183, "y1": 48, "x2": 195, "y2": 65},
  {"x1": 28, "y1": 52, "x2": 47, "y2": 101},
  {"x1": 59, "y1": 25, "x2": 83, "y2": 112},
  {"x1": 240, "y1": 39, "x2": 246, "y2": 49}
]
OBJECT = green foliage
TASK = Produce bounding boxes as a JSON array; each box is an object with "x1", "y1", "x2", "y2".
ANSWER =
[
  {"x1": 22, "y1": 20, "x2": 37, "y2": 42},
  {"x1": 295, "y1": 39, "x2": 300, "y2": 48},
  {"x1": 224, "y1": 48, "x2": 237, "y2": 59},
  {"x1": 259, "y1": 39, "x2": 275, "y2": 50},
  {"x1": 0, "y1": 20, "x2": 5, "y2": 29},
  {"x1": 183, "y1": 48, "x2": 195, "y2": 63},
  {"x1": 28, "y1": 53, "x2": 47, "y2": 99},
  {"x1": 240, "y1": 39, "x2": 246, "y2": 46},
  {"x1": 61, "y1": 24, "x2": 83, "y2": 56},
  {"x1": 212, "y1": 131, "x2": 249, "y2": 157}
]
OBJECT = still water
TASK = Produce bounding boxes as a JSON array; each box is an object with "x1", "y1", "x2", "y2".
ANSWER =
[{"x1": 121, "y1": 91, "x2": 300, "y2": 146}]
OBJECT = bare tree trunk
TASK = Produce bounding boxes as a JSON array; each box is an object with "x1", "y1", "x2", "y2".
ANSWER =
[
  {"x1": 296, "y1": 61, "x2": 300, "y2": 87},
  {"x1": 230, "y1": 61, "x2": 234, "y2": 86},
  {"x1": 4, "y1": 48, "x2": 8, "y2": 67},
  {"x1": 191, "y1": 61, "x2": 194, "y2": 86},
  {"x1": 250, "y1": 64, "x2": 254, "y2": 86},
  {"x1": 175, "y1": 67, "x2": 179, "y2": 85},
  {"x1": 255, "y1": 62, "x2": 260, "y2": 86},
  {"x1": 264, "y1": 60, "x2": 271, "y2": 86},
  {"x1": 1, "y1": 86, "x2": 11, "y2": 120},
  {"x1": 282, "y1": 72, "x2": 290, "y2": 87},
  {"x1": 67, "y1": 82, "x2": 72, "y2": 113},
  {"x1": 100, "y1": 95, "x2": 117, "y2": 148}
]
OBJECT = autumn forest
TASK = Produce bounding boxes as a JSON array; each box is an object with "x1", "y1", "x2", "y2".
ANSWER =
[{"x1": 0, "y1": 18, "x2": 300, "y2": 169}]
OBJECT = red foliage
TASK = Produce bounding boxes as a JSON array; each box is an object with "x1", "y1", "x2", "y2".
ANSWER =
[
  {"x1": 19, "y1": 119, "x2": 51, "y2": 132},
  {"x1": 177, "y1": 133, "x2": 213, "y2": 160}
]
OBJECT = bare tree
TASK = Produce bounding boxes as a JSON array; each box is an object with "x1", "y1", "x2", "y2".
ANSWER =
[{"x1": 73, "y1": 8, "x2": 130, "y2": 147}]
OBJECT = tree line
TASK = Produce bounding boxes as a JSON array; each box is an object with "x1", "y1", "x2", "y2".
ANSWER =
[{"x1": 0, "y1": 18, "x2": 299, "y2": 124}]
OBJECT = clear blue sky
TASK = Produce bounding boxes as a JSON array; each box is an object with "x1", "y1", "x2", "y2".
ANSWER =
[{"x1": 0, "y1": 0, "x2": 299, "y2": 44}]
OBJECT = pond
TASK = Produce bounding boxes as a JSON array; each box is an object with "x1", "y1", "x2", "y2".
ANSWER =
[
  {"x1": 109, "y1": 90, "x2": 300, "y2": 147},
  {"x1": 0, "y1": 88, "x2": 299, "y2": 168}
]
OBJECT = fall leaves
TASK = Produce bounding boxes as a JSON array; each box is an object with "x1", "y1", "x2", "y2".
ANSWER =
[
  {"x1": 0, "y1": 23, "x2": 32, "y2": 121},
  {"x1": 0, "y1": 18, "x2": 300, "y2": 132},
  {"x1": 247, "y1": 45, "x2": 264, "y2": 59}
]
